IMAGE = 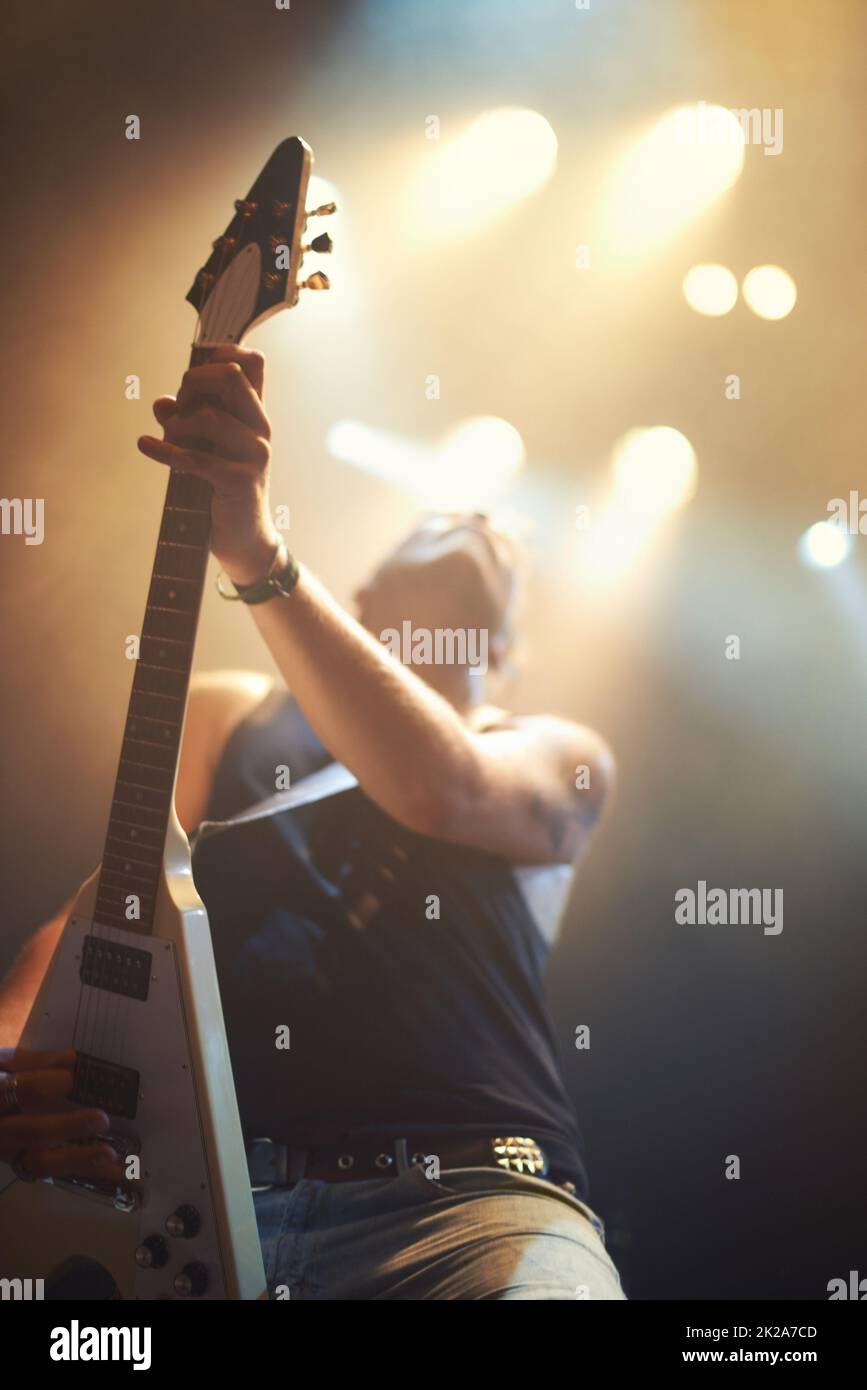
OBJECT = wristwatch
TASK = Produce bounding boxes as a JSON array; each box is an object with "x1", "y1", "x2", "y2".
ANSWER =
[{"x1": 216, "y1": 540, "x2": 300, "y2": 605}]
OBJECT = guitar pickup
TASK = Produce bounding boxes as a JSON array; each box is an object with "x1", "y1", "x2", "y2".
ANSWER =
[
  {"x1": 73, "y1": 1053, "x2": 140, "y2": 1120},
  {"x1": 80, "y1": 935, "x2": 152, "y2": 1002}
]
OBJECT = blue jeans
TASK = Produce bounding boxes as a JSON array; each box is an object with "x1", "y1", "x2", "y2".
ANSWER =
[{"x1": 255, "y1": 1164, "x2": 627, "y2": 1300}]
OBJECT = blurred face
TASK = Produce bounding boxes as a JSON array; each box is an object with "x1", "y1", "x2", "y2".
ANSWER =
[{"x1": 354, "y1": 513, "x2": 519, "y2": 668}]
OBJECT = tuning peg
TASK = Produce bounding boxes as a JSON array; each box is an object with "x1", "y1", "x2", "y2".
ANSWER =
[
  {"x1": 299, "y1": 271, "x2": 331, "y2": 291},
  {"x1": 306, "y1": 202, "x2": 337, "y2": 218},
  {"x1": 303, "y1": 233, "x2": 333, "y2": 255}
]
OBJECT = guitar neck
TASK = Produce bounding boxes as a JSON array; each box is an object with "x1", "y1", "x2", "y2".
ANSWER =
[
  {"x1": 90, "y1": 135, "x2": 320, "y2": 936},
  {"x1": 94, "y1": 345, "x2": 216, "y2": 936}
]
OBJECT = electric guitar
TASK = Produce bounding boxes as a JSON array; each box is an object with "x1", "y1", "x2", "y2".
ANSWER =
[{"x1": 0, "y1": 136, "x2": 333, "y2": 1299}]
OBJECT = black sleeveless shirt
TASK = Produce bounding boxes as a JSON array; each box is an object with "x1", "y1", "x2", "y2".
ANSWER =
[{"x1": 191, "y1": 690, "x2": 589, "y2": 1196}]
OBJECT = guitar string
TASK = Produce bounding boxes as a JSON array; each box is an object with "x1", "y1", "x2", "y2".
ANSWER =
[
  {"x1": 71, "y1": 336, "x2": 209, "y2": 1121},
  {"x1": 97, "y1": 217, "x2": 251, "y2": 1119},
  {"x1": 97, "y1": 248, "x2": 234, "y2": 1084},
  {"x1": 99, "y1": 247, "x2": 248, "y2": 1089},
  {"x1": 98, "y1": 306, "x2": 218, "y2": 1080},
  {"x1": 70, "y1": 227, "x2": 237, "y2": 1141},
  {"x1": 76, "y1": 178, "x2": 302, "y2": 1175}
]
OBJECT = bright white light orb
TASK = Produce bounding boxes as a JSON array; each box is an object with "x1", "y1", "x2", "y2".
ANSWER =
[
  {"x1": 742, "y1": 265, "x2": 797, "y2": 320},
  {"x1": 682, "y1": 263, "x2": 739, "y2": 316},
  {"x1": 579, "y1": 504, "x2": 654, "y2": 588},
  {"x1": 438, "y1": 416, "x2": 525, "y2": 477},
  {"x1": 611, "y1": 427, "x2": 698, "y2": 518},
  {"x1": 605, "y1": 104, "x2": 744, "y2": 258},
  {"x1": 420, "y1": 108, "x2": 558, "y2": 236},
  {"x1": 799, "y1": 520, "x2": 852, "y2": 570},
  {"x1": 325, "y1": 415, "x2": 523, "y2": 510},
  {"x1": 433, "y1": 416, "x2": 525, "y2": 508}
]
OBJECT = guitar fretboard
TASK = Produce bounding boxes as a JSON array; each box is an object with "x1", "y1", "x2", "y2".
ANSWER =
[{"x1": 94, "y1": 346, "x2": 215, "y2": 935}]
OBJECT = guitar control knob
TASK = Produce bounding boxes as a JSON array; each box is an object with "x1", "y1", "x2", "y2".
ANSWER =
[
  {"x1": 173, "y1": 1261, "x2": 209, "y2": 1298},
  {"x1": 135, "y1": 1235, "x2": 170, "y2": 1270},
  {"x1": 165, "y1": 1204, "x2": 202, "y2": 1239}
]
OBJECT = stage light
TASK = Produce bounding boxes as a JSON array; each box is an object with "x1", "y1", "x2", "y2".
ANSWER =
[
  {"x1": 325, "y1": 420, "x2": 427, "y2": 481},
  {"x1": 682, "y1": 263, "x2": 738, "y2": 316},
  {"x1": 326, "y1": 414, "x2": 524, "y2": 510},
  {"x1": 799, "y1": 520, "x2": 853, "y2": 570},
  {"x1": 578, "y1": 502, "x2": 654, "y2": 588},
  {"x1": 575, "y1": 428, "x2": 697, "y2": 589},
  {"x1": 417, "y1": 107, "x2": 558, "y2": 237},
  {"x1": 604, "y1": 104, "x2": 745, "y2": 258},
  {"x1": 742, "y1": 265, "x2": 797, "y2": 320},
  {"x1": 436, "y1": 416, "x2": 525, "y2": 492},
  {"x1": 611, "y1": 426, "x2": 698, "y2": 518}
]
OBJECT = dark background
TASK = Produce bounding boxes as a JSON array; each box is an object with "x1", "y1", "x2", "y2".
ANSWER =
[{"x1": 1, "y1": 0, "x2": 865, "y2": 1299}]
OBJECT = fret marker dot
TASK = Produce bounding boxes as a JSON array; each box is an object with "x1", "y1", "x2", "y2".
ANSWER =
[
  {"x1": 130, "y1": 829, "x2": 137, "y2": 838},
  {"x1": 168, "y1": 589, "x2": 176, "y2": 600}
]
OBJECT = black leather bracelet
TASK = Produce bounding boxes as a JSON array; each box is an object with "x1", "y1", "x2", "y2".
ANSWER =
[{"x1": 216, "y1": 541, "x2": 300, "y2": 605}]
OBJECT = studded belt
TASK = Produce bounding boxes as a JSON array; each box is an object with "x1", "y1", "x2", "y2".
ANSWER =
[{"x1": 246, "y1": 1133, "x2": 579, "y2": 1192}]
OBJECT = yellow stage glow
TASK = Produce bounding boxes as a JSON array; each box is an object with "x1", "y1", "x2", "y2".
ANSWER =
[
  {"x1": 799, "y1": 521, "x2": 852, "y2": 570},
  {"x1": 418, "y1": 108, "x2": 558, "y2": 236},
  {"x1": 326, "y1": 415, "x2": 524, "y2": 510},
  {"x1": 682, "y1": 263, "x2": 738, "y2": 316},
  {"x1": 742, "y1": 265, "x2": 797, "y2": 320},
  {"x1": 604, "y1": 104, "x2": 745, "y2": 258},
  {"x1": 611, "y1": 426, "x2": 698, "y2": 517}
]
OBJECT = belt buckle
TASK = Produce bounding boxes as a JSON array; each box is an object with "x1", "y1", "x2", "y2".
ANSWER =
[{"x1": 491, "y1": 1135, "x2": 548, "y2": 1178}]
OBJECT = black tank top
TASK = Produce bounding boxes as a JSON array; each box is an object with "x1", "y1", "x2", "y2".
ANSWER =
[{"x1": 191, "y1": 689, "x2": 589, "y2": 1195}]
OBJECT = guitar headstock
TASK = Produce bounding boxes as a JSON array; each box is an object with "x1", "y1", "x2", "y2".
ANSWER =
[{"x1": 186, "y1": 136, "x2": 333, "y2": 344}]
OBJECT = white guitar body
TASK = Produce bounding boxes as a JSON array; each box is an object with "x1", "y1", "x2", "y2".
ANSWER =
[{"x1": 0, "y1": 811, "x2": 266, "y2": 1300}]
